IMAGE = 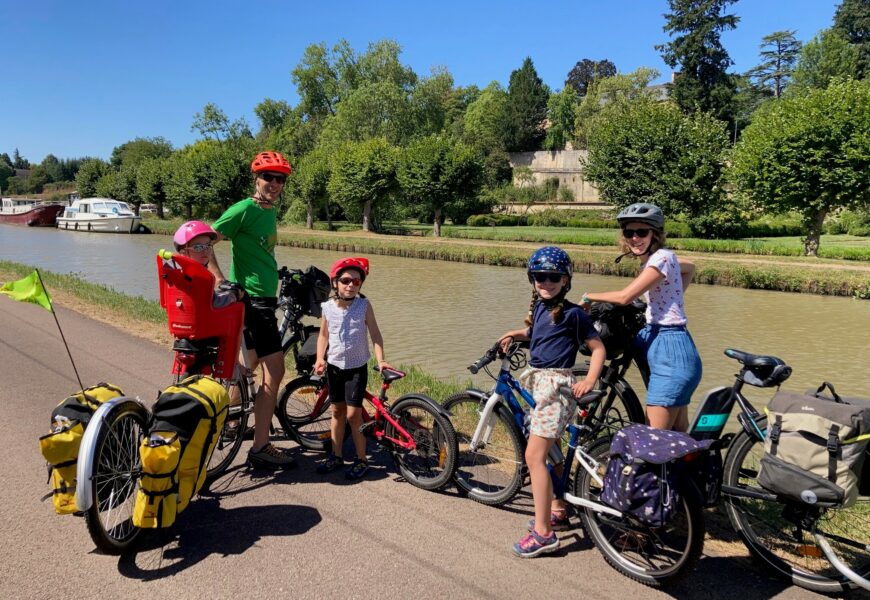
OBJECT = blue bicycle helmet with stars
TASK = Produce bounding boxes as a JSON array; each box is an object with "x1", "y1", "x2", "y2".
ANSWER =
[{"x1": 527, "y1": 246, "x2": 573, "y2": 284}]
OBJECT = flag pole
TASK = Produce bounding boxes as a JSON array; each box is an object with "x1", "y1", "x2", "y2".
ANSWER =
[{"x1": 35, "y1": 269, "x2": 84, "y2": 390}]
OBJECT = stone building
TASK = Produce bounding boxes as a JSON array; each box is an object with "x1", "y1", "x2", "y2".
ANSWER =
[{"x1": 508, "y1": 149, "x2": 601, "y2": 208}]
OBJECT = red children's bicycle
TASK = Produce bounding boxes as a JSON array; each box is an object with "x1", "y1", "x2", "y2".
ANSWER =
[{"x1": 279, "y1": 368, "x2": 458, "y2": 491}]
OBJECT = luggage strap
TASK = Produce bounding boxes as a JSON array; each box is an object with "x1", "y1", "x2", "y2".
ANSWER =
[
  {"x1": 769, "y1": 415, "x2": 782, "y2": 454},
  {"x1": 828, "y1": 425, "x2": 840, "y2": 483}
]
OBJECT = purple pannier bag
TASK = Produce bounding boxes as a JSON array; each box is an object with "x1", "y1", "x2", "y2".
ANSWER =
[{"x1": 600, "y1": 424, "x2": 713, "y2": 527}]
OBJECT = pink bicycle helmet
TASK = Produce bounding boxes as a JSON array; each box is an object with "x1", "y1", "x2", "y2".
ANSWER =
[{"x1": 173, "y1": 220, "x2": 218, "y2": 250}]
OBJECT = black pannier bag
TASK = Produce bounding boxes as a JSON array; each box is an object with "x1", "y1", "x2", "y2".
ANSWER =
[
  {"x1": 279, "y1": 265, "x2": 331, "y2": 317},
  {"x1": 294, "y1": 325, "x2": 320, "y2": 373},
  {"x1": 580, "y1": 299, "x2": 647, "y2": 359}
]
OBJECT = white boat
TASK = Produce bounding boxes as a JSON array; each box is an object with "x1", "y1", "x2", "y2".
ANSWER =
[{"x1": 57, "y1": 198, "x2": 143, "y2": 233}]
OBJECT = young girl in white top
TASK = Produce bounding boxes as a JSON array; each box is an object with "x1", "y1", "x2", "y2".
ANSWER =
[
  {"x1": 314, "y1": 257, "x2": 393, "y2": 480},
  {"x1": 580, "y1": 203, "x2": 701, "y2": 432}
]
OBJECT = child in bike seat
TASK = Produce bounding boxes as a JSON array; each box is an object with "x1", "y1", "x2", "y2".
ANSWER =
[
  {"x1": 313, "y1": 257, "x2": 394, "y2": 481},
  {"x1": 173, "y1": 220, "x2": 244, "y2": 308},
  {"x1": 499, "y1": 246, "x2": 606, "y2": 558}
]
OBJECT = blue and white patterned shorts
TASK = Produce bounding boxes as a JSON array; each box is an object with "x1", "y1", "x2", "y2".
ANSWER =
[{"x1": 519, "y1": 367, "x2": 577, "y2": 439}]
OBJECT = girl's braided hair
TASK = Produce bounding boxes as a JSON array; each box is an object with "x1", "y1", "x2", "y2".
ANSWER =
[{"x1": 524, "y1": 287, "x2": 569, "y2": 331}]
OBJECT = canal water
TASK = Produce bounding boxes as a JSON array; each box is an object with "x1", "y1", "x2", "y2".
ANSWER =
[{"x1": 3, "y1": 224, "x2": 869, "y2": 411}]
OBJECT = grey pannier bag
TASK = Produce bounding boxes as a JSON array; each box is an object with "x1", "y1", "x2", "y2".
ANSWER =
[{"x1": 757, "y1": 382, "x2": 870, "y2": 508}]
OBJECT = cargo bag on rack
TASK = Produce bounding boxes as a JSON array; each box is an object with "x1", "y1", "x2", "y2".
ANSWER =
[
  {"x1": 38, "y1": 383, "x2": 125, "y2": 514},
  {"x1": 601, "y1": 424, "x2": 713, "y2": 527},
  {"x1": 133, "y1": 375, "x2": 228, "y2": 528},
  {"x1": 757, "y1": 383, "x2": 870, "y2": 508}
]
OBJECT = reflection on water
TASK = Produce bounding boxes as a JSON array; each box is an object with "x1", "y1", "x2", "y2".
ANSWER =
[{"x1": 3, "y1": 224, "x2": 869, "y2": 412}]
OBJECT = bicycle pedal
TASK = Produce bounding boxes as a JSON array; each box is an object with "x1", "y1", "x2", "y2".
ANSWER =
[{"x1": 359, "y1": 422, "x2": 377, "y2": 438}]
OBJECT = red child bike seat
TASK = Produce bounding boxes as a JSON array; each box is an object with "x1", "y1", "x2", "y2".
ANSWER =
[{"x1": 156, "y1": 250, "x2": 244, "y2": 379}]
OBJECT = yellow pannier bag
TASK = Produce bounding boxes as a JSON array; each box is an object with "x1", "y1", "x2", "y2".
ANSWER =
[
  {"x1": 133, "y1": 375, "x2": 228, "y2": 528},
  {"x1": 38, "y1": 383, "x2": 125, "y2": 514},
  {"x1": 133, "y1": 432, "x2": 180, "y2": 528}
]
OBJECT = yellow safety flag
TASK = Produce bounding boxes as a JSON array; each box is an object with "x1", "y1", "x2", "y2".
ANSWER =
[{"x1": 0, "y1": 270, "x2": 53, "y2": 312}]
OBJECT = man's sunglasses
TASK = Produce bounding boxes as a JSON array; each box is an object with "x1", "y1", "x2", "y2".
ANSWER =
[
  {"x1": 337, "y1": 277, "x2": 362, "y2": 286},
  {"x1": 531, "y1": 272, "x2": 564, "y2": 284},
  {"x1": 186, "y1": 243, "x2": 213, "y2": 252},
  {"x1": 622, "y1": 228, "x2": 652, "y2": 239},
  {"x1": 259, "y1": 173, "x2": 287, "y2": 184}
]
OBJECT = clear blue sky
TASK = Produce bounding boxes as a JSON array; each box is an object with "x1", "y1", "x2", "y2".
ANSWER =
[{"x1": 2, "y1": 0, "x2": 840, "y2": 163}]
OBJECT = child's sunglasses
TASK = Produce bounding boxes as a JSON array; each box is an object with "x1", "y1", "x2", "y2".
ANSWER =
[
  {"x1": 186, "y1": 243, "x2": 213, "y2": 252},
  {"x1": 531, "y1": 272, "x2": 564, "y2": 284},
  {"x1": 622, "y1": 227, "x2": 652, "y2": 239},
  {"x1": 337, "y1": 277, "x2": 362, "y2": 286},
  {"x1": 259, "y1": 173, "x2": 287, "y2": 184}
]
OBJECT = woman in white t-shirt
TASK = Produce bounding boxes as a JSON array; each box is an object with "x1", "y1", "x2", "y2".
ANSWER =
[{"x1": 580, "y1": 203, "x2": 701, "y2": 431}]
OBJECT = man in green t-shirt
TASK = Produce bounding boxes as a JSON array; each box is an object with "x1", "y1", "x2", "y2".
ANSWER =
[{"x1": 208, "y1": 151, "x2": 295, "y2": 469}]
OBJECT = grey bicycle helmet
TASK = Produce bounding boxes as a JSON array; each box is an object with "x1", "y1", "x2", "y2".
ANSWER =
[{"x1": 616, "y1": 203, "x2": 665, "y2": 231}]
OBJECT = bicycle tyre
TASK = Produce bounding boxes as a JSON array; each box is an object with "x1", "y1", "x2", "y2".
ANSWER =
[
  {"x1": 277, "y1": 375, "x2": 334, "y2": 451},
  {"x1": 83, "y1": 399, "x2": 148, "y2": 554},
  {"x1": 572, "y1": 364, "x2": 645, "y2": 439},
  {"x1": 574, "y1": 438, "x2": 705, "y2": 587},
  {"x1": 386, "y1": 394, "x2": 458, "y2": 491},
  {"x1": 205, "y1": 378, "x2": 250, "y2": 481},
  {"x1": 723, "y1": 428, "x2": 870, "y2": 594},
  {"x1": 445, "y1": 391, "x2": 525, "y2": 505}
]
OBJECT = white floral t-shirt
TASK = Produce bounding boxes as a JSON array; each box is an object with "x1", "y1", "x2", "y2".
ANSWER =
[{"x1": 642, "y1": 249, "x2": 687, "y2": 326}]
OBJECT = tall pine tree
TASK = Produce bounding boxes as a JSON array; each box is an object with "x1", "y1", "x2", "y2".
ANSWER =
[
  {"x1": 833, "y1": 0, "x2": 870, "y2": 78},
  {"x1": 504, "y1": 57, "x2": 550, "y2": 151},
  {"x1": 657, "y1": 0, "x2": 739, "y2": 123},
  {"x1": 746, "y1": 31, "x2": 802, "y2": 98}
]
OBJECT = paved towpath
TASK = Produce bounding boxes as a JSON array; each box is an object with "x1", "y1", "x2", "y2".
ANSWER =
[{"x1": 0, "y1": 300, "x2": 828, "y2": 599}]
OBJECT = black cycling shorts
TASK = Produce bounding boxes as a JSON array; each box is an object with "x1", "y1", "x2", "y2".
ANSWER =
[
  {"x1": 326, "y1": 363, "x2": 368, "y2": 408},
  {"x1": 243, "y1": 297, "x2": 282, "y2": 358}
]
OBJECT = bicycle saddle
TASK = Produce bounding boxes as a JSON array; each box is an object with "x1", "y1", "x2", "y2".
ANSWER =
[
  {"x1": 724, "y1": 348, "x2": 792, "y2": 387},
  {"x1": 558, "y1": 387, "x2": 606, "y2": 407},
  {"x1": 379, "y1": 367, "x2": 406, "y2": 383}
]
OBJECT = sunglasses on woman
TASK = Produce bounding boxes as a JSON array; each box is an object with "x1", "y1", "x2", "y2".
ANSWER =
[
  {"x1": 622, "y1": 228, "x2": 652, "y2": 239},
  {"x1": 259, "y1": 173, "x2": 287, "y2": 184},
  {"x1": 337, "y1": 277, "x2": 362, "y2": 286},
  {"x1": 531, "y1": 272, "x2": 564, "y2": 284}
]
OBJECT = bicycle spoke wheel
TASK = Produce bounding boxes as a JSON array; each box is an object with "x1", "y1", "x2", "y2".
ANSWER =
[
  {"x1": 387, "y1": 395, "x2": 458, "y2": 491},
  {"x1": 574, "y1": 438, "x2": 704, "y2": 587},
  {"x1": 723, "y1": 430, "x2": 870, "y2": 593},
  {"x1": 206, "y1": 379, "x2": 249, "y2": 481},
  {"x1": 277, "y1": 375, "x2": 334, "y2": 451},
  {"x1": 445, "y1": 392, "x2": 525, "y2": 505},
  {"x1": 84, "y1": 400, "x2": 147, "y2": 554}
]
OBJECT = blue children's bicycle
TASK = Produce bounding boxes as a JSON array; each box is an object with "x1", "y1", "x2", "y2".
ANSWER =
[{"x1": 445, "y1": 339, "x2": 645, "y2": 506}]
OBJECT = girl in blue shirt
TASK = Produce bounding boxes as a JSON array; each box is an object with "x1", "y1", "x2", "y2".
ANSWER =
[{"x1": 500, "y1": 246, "x2": 606, "y2": 558}]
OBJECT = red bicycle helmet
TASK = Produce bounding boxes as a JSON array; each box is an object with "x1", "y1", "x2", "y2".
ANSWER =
[
  {"x1": 330, "y1": 257, "x2": 369, "y2": 281},
  {"x1": 251, "y1": 151, "x2": 292, "y2": 175}
]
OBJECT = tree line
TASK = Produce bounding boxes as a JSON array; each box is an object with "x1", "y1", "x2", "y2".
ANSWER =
[{"x1": 6, "y1": 0, "x2": 869, "y2": 255}]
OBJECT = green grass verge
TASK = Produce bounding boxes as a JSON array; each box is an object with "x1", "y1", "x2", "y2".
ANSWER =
[
  {"x1": 0, "y1": 260, "x2": 166, "y2": 323},
  {"x1": 438, "y1": 226, "x2": 870, "y2": 261}
]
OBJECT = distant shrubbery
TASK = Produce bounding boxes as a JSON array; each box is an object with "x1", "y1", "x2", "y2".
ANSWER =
[{"x1": 462, "y1": 207, "x2": 870, "y2": 239}]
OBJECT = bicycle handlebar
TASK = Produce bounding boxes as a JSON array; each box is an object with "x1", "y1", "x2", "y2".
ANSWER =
[{"x1": 468, "y1": 341, "x2": 506, "y2": 374}]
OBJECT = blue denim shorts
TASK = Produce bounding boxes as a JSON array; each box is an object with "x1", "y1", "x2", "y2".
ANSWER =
[{"x1": 634, "y1": 325, "x2": 702, "y2": 408}]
